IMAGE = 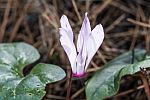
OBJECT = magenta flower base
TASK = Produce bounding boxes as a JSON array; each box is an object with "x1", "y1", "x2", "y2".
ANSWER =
[{"x1": 72, "y1": 73, "x2": 85, "y2": 77}]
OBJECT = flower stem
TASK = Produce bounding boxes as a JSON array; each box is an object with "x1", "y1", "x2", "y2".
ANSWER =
[{"x1": 66, "y1": 69, "x2": 72, "y2": 100}]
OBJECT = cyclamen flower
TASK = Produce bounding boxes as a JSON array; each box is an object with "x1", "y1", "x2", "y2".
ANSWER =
[{"x1": 59, "y1": 13, "x2": 104, "y2": 77}]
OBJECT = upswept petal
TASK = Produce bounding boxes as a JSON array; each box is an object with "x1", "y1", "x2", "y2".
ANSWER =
[
  {"x1": 77, "y1": 12, "x2": 91, "y2": 53},
  {"x1": 85, "y1": 24, "x2": 104, "y2": 70},
  {"x1": 76, "y1": 48, "x2": 87, "y2": 75},
  {"x1": 76, "y1": 13, "x2": 91, "y2": 75},
  {"x1": 60, "y1": 15, "x2": 74, "y2": 41},
  {"x1": 59, "y1": 28, "x2": 77, "y2": 73}
]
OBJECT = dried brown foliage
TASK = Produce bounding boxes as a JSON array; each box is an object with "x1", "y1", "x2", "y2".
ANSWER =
[{"x1": 0, "y1": 0, "x2": 150, "y2": 100}]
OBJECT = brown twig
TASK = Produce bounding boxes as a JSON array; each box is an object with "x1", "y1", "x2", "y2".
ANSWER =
[
  {"x1": 112, "y1": 85, "x2": 144, "y2": 98},
  {"x1": 127, "y1": 18, "x2": 150, "y2": 28},
  {"x1": 0, "y1": 0, "x2": 12, "y2": 42},
  {"x1": 105, "y1": 14, "x2": 125, "y2": 33},
  {"x1": 71, "y1": 0, "x2": 82, "y2": 24},
  {"x1": 91, "y1": 0, "x2": 113, "y2": 19},
  {"x1": 140, "y1": 74, "x2": 150, "y2": 100},
  {"x1": 39, "y1": 17, "x2": 47, "y2": 48},
  {"x1": 138, "y1": 7, "x2": 150, "y2": 55},
  {"x1": 129, "y1": 11, "x2": 140, "y2": 50},
  {"x1": 110, "y1": 1, "x2": 133, "y2": 14},
  {"x1": 87, "y1": 67, "x2": 100, "y2": 73},
  {"x1": 97, "y1": 50, "x2": 107, "y2": 64},
  {"x1": 46, "y1": 94, "x2": 65, "y2": 100},
  {"x1": 86, "y1": 0, "x2": 90, "y2": 13},
  {"x1": 146, "y1": 18, "x2": 150, "y2": 55},
  {"x1": 41, "y1": 0, "x2": 59, "y2": 30},
  {"x1": 71, "y1": 87, "x2": 85, "y2": 99},
  {"x1": 9, "y1": 1, "x2": 30, "y2": 42}
]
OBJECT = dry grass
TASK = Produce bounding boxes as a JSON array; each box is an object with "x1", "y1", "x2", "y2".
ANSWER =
[{"x1": 0, "y1": 0, "x2": 150, "y2": 100}]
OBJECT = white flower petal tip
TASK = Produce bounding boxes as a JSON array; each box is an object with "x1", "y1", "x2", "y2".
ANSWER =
[
  {"x1": 85, "y1": 12, "x2": 88, "y2": 16},
  {"x1": 59, "y1": 13, "x2": 104, "y2": 77}
]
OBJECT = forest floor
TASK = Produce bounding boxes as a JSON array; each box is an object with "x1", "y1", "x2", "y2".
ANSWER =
[{"x1": 0, "y1": 0, "x2": 150, "y2": 100}]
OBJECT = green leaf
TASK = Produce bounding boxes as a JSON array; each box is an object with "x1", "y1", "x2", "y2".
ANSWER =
[
  {"x1": 0, "y1": 42, "x2": 40, "y2": 77},
  {"x1": 86, "y1": 49, "x2": 150, "y2": 100},
  {"x1": 30, "y1": 63, "x2": 66, "y2": 84},
  {"x1": 0, "y1": 43, "x2": 66, "y2": 100}
]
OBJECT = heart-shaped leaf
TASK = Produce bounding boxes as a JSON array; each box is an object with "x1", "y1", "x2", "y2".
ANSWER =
[
  {"x1": 0, "y1": 43, "x2": 66, "y2": 100},
  {"x1": 86, "y1": 49, "x2": 150, "y2": 100}
]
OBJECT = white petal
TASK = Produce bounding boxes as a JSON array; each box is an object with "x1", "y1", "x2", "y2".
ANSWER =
[
  {"x1": 76, "y1": 49, "x2": 87, "y2": 75},
  {"x1": 59, "y1": 28, "x2": 77, "y2": 73},
  {"x1": 77, "y1": 12, "x2": 91, "y2": 53},
  {"x1": 60, "y1": 15, "x2": 74, "y2": 41},
  {"x1": 85, "y1": 24, "x2": 104, "y2": 70},
  {"x1": 76, "y1": 13, "x2": 91, "y2": 75}
]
